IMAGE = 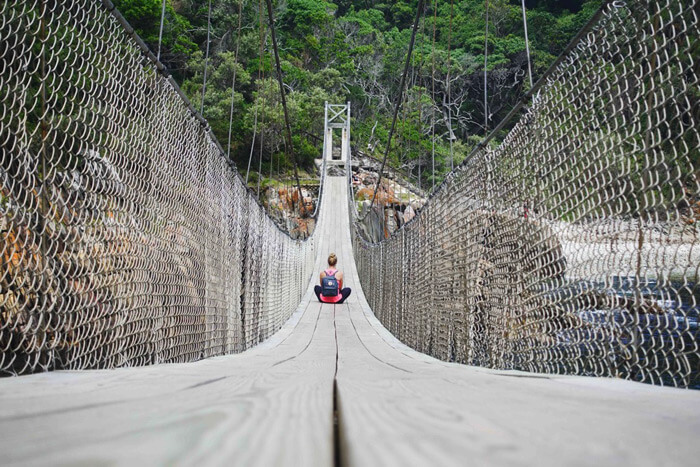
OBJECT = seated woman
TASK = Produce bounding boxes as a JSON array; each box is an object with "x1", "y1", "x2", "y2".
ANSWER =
[{"x1": 314, "y1": 253, "x2": 352, "y2": 304}]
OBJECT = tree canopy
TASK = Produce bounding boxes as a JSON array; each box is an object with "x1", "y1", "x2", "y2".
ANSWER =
[{"x1": 114, "y1": 0, "x2": 602, "y2": 188}]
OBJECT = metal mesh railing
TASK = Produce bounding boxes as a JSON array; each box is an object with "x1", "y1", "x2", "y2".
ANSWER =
[
  {"x1": 352, "y1": 0, "x2": 700, "y2": 388},
  {"x1": 0, "y1": 0, "x2": 317, "y2": 375}
]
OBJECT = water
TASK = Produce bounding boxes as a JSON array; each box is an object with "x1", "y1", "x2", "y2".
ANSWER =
[{"x1": 535, "y1": 276, "x2": 700, "y2": 389}]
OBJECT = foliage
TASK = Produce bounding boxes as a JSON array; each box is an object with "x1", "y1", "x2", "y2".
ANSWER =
[
  {"x1": 113, "y1": 0, "x2": 197, "y2": 73},
  {"x1": 115, "y1": 0, "x2": 604, "y2": 186}
]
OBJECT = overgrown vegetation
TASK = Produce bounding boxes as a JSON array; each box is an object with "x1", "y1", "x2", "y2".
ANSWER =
[{"x1": 114, "y1": 0, "x2": 602, "y2": 188}]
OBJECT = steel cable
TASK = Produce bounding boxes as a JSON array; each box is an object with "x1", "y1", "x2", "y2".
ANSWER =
[
  {"x1": 351, "y1": 0, "x2": 700, "y2": 389},
  {"x1": 357, "y1": 0, "x2": 426, "y2": 223},
  {"x1": 0, "y1": 0, "x2": 319, "y2": 374}
]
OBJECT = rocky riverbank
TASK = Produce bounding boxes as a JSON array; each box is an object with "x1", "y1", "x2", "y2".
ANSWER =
[
  {"x1": 262, "y1": 185, "x2": 317, "y2": 240},
  {"x1": 352, "y1": 166, "x2": 426, "y2": 242}
]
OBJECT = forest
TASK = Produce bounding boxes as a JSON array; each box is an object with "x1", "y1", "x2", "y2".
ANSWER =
[{"x1": 113, "y1": 0, "x2": 602, "y2": 190}]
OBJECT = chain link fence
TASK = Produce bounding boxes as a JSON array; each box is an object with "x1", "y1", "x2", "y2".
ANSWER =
[
  {"x1": 353, "y1": 0, "x2": 700, "y2": 388},
  {"x1": 0, "y1": 0, "x2": 317, "y2": 375}
]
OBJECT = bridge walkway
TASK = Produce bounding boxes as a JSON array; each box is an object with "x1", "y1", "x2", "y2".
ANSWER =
[{"x1": 1, "y1": 177, "x2": 699, "y2": 466}]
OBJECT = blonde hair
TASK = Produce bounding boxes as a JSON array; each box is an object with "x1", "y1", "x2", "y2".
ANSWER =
[{"x1": 328, "y1": 253, "x2": 337, "y2": 266}]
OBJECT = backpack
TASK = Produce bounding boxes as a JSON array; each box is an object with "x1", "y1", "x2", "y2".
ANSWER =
[{"x1": 321, "y1": 270, "x2": 339, "y2": 297}]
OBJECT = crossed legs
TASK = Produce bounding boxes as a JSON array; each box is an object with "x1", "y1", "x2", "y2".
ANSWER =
[{"x1": 314, "y1": 286, "x2": 352, "y2": 304}]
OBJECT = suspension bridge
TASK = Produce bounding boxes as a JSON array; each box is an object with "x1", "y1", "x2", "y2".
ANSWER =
[{"x1": 1, "y1": 0, "x2": 700, "y2": 465}]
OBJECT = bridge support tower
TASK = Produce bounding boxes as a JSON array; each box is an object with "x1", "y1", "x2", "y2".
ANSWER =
[{"x1": 323, "y1": 102, "x2": 351, "y2": 168}]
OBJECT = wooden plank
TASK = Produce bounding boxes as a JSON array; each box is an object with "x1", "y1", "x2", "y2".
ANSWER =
[
  {"x1": 335, "y1": 297, "x2": 700, "y2": 466},
  {"x1": 0, "y1": 296, "x2": 336, "y2": 466},
  {"x1": 0, "y1": 176, "x2": 346, "y2": 466},
  {"x1": 323, "y1": 176, "x2": 700, "y2": 467},
  {"x1": 1, "y1": 175, "x2": 699, "y2": 467},
  {"x1": 0, "y1": 176, "x2": 342, "y2": 466}
]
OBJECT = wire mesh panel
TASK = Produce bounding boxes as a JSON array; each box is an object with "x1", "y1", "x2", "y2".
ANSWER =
[
  {"x1": 353, "y1": 0, "x2": 700, "y2": 388},
  {"x1": 0, "y1": 0, "x2": 317, "y2": 375}
]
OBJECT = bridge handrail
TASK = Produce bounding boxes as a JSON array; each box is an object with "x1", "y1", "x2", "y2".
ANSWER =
[
  {"x1": 349, "y1": 0, "x2": 700, "y2": 388},
  {"x1": 102, "y1": 0, "x2": 321, "y2": 235},
  {"x1": 0, "y1": 0, "x2": 321, "y2": 375}
]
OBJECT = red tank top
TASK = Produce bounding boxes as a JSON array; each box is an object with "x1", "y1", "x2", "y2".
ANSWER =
[{"x1": 320, "y1": 269, "x2": 342, "y2": 303}]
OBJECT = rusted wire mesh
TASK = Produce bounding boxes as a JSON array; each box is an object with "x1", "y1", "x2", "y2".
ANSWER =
[
  {"x1": 0, "y1": 0, "x2": 316, "y2": 374},
  {"x1": 352, "y1": 0, "x2": 700, "y2": 388}
]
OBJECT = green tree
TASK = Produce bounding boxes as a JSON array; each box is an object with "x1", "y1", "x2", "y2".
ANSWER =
[{"x1": 113, "y1": 0, "x2": 197, "y2": 73}]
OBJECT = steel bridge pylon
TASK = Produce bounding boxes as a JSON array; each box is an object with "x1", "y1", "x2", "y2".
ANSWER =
[{"x1": 323, "y1": 101, "x2": 351, "y2": 166}]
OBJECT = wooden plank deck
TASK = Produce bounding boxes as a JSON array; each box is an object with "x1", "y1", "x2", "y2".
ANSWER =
[
  {"x1": 0, "y1": 298, "x2": 336, "y2": 466},
  {"x1": 326, "y1": 176, "x2": 700, "y2": 466},
  {"x1": 1, "y1": 176, "x2": 699, "y2": 466}
]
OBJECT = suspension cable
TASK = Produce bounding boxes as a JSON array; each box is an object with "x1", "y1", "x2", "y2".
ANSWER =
[
  {"x1": 415, "y1": 5, "x2": 427, "y2": 196},
  {"x1": 520, "y1": 0, "x2": 534, "y2": 89},
  {"x1": 417, "y1": 73, "x2": 422, "y2": 194},
  {"x1": 246, "y1": 106, "x2": 259, "y2": 184},
  {"x1": 484, "y1": 0, "x2": 490, "y2": 134},
  {"x1": 257, "y1": 60, "x2": 266, "y2": 198},
  {"x1": 358, "y1": 0, "x2": 426, "y2": 222},
  {"x1": 257, "y1": 0, "x2": 267, "y2": 198},
  {"x1": 200, "y1": 0, "x2": 213, "y2": 115},
  {"x1": 268, "y1": 131, "x2": 274, "y2": 183},
  {"x1": 157, "y1": 0, "x2": 167, "y2": 61},
  {"x1": 267, "y1": 60, "x2": 274, "y2": 186},
  {"x1": 431, "y1": 0, "x2": 437, "y2": 193},
  {"x1": 397, "y1": 68, "x2": 409, "y2": 180},
  {"x1": 264, "y1": 0, "x2": 306, "y2": 216},
  {"x1": 446, "y1": 0, "x2": 454, "y2": 171},
  {"x1": 257, "y1": 115, "x2": 264, "y2": 197},
  {"x1": 246, "y1": 0, "x2": 266, "y2": 185},
  {"x1": 399, "y1": 55, "x2": 412, "y2": 231},
  {"x1": 226, "y1": 0, "x2": 245, "y2": 160}
]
